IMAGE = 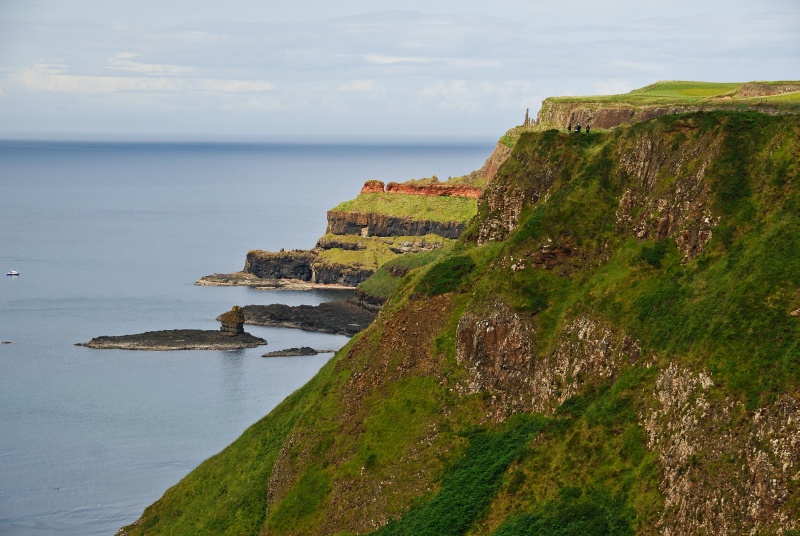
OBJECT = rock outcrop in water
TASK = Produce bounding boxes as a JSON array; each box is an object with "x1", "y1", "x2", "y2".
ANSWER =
[
  {"x1": 80, "y1": 306, "x2": 267, "y2": 350},
  {"x1": 78, "y1": 329, "x2": 267, "y2": 351},
  {"x1": 225, "y1": 301, "x2": 377, "y2": 336},
  {"x1": 218, "y1": 305, "x2": 245, "y2": 334}
]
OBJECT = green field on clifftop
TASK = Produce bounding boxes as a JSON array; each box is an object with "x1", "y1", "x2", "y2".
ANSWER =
[
  {"x1": 332, "y1": 192, "x2": 477, "y2": 223},
  {"x1": 547, "y1": 80, "x2": 800, "y2": 106}
]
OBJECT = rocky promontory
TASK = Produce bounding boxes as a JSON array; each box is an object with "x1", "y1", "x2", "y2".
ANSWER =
[{"x1": 79, "y1": 306, "x2": 268, "y2": 350}]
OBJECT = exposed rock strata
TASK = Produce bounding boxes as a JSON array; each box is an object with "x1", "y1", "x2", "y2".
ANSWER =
[
  {"x1": 360, "y1": 179, "x2": 482, "y2": 198},
  {"x1": 642, "y1": 364, "x2": 799, "y2": 534},
  {"x1": 385, "y1": 182, "x2": 481, "y2": 199},
  {"x1": 615, "y1": 127, "x2": 721, "y2": 260},
  {"x1": 456, "y1": 301, "x2": 800, "y2": 533},
  {"x1": 536, "y1": 100, "x2": 790, "y2": 130},
  {"x1": 477, "y1": 143, "x2": 563, "y2": 245},
  {"x1": 457, "y1": 302, "x2": 640, "y2": 419},
  {"x1": 218, "y1": 305, "x2": 245, "y2": 334},
  {"x1": 230, "y1": 301, "x2": 376, "y2": 336},
  {"x1": 316, "y1": 235, "x2": 444, "y2": 254},
  {"x1": 242, "y1": 250, "x2": 376, "y2": 287},
  {"x1": 738, "y1": 82, "x2": 800, "y2": 98},
  {"x1": 196, "y1": 272, "x2": 347, "y2": 290},
  {"x1": 478, "y1": 120, "x2": 724, "y2": 261},
  {"x1": 477, "y1": 141, "x2": 513, "y2": 182},
  {"x1": 243, "y1": 250, "x2": 314, "y2": 280},
  {"x1": 360, "y1": 180, "x2": 385, "y2": 194},
  {"x1": 326, "y1": 210, "x2": 464, "y2": 239}
]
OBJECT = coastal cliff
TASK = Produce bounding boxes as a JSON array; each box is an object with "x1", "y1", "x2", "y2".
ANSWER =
[
  {"x1": 200, "y1": 181, "x2": 478, "y2": 289},
  {"x1": 127, "y1": 89, "x2": 799, "y2": 535},
  {"x1": 325, "y1": 210, "x2": 465, "y2": 238},
  {"x1": 534, "y1": 80, "x2": 800, "y2": 131}
]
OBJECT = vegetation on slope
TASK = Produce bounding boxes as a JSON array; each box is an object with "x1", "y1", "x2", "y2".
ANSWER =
[
  {"x1": 331, "y1": 192, "x2": 478, "y2": 223},
  {"x1": 356, "y1": 246, "x2": 451, "y2": 302},
  {"x1": 123, "y1": 109, "x2": 799, "y2": 535},
  {"x1": 547, "y1": 80, "x2": 800, "y2": 106}
]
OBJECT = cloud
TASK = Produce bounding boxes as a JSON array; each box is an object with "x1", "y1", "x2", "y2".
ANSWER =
[
  {"x1": 108, "y1": 52, "x2": 195, "y2": 75},
  {"x1": 363, "y1": 54, "x2": 432, "y2": 64},
  {"x1": 198, "y1": 79, "x2": 276, "y2": 92},
  {"x1": 593, "y1": 78, "x2": 632, "y2": 95},
  {"x1": 416, "y1": 80, "x2": 540, "y2": 113},
  {"x1": 13, "y1": 62, "x2": 275, "y2": 94},
  {"x1": 337, "y1": 79, "x2": 385, "y2": 93},
  {"x1": 221, "y1": 95, "x2": 287, "y2": 111}
]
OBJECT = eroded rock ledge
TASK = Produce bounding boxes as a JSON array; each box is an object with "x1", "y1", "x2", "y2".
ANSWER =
[
  {"x1": 78, "y1": 329, "x2": 267, "y2": 351},
  {"x1": 228, "y1": 301, "x2": 376, "y2": 336},
  {"x1": 326, "y1": 210, "x2": 464, "y2": 238}
]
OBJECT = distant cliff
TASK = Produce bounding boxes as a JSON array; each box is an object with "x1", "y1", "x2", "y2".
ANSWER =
[
  {"x1": 535, "y1": 80, "x2": 800, "y2": 130},
  {"x1": 326, "y1": 210, "x2": 465, "y2": 239}
]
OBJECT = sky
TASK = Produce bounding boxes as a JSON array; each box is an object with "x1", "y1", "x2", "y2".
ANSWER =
[{"x1": 0, "y1": 0, "x2": 797, "y2": 140}]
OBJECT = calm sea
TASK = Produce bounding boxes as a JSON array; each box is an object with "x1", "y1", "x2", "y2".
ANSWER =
[{"x1": 0, "y1": 139, "x2": 494, "y2": 535}]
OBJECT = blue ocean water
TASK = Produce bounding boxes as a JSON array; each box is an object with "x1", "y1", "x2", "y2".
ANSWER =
[{"x1": 0, "y1": 139, "x2": 494, "y2": 535}]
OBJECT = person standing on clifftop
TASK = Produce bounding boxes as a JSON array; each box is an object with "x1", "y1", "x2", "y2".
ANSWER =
[
  {"x1": 586, "y1": 125, "x2": 591, "y2": 134},
  {"x1": 567, "y1": 122, "x2": 572, "y2": 133},
  {"x1": 575, "y1": 123, "x2": 581, "y2": 133}
]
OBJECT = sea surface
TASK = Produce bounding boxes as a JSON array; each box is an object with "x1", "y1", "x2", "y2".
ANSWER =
[{"x1": 0, "y1": 139, "x2": 495, "y2": 535}]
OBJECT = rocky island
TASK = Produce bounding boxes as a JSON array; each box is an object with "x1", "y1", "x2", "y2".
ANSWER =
[
  {"x1": 79, "y1": 306, "x2": 267, "y2": 350},
  {"x1": 262, "y1": 347, "x2": 334, "y2": 357}
]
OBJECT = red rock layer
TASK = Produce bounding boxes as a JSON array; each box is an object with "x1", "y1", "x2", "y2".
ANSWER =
[
  {"x1": 384, "y1": 182, "x2": 482, "y2": 199},
  {"x1": 360, "y1": 180, "x2": 385, "y2": 194}
]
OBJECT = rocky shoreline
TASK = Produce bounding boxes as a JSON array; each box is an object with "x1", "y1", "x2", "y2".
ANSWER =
[
  {"x1": 229, "y1": 301, "x2": 377, "y2": 336},
  {"x1": 196, "y1": 272, "x2": 356, "y2": 290},
  {"x1": 78, "y1": 329, "x2": 267, "y2": 351}
]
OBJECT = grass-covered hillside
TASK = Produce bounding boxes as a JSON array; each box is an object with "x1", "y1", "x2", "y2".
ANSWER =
[
  {"x1": 548, "y1": 80, "x2": 800, "y2": 106},
  {"x1": 123, "y1": 110, "x2": 799, "y2": 535},
  {"x1": 534, "y1": 80, "x2": 800, "y2": 133},
  {"x1": 331, "y1": 192, "x2": 478, "y2": 223}
]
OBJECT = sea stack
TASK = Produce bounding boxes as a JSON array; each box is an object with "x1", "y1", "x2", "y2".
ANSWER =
[{"x1": 219, "y1": 305, "x2": 245, "y2": 335}]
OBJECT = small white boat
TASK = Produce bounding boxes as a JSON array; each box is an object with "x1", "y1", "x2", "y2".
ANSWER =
[{"x1": 7, "y1": 270, "x2": 19, "y2": 276}]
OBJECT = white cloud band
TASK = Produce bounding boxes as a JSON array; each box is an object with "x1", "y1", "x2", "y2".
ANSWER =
[{"x1": 14, "y1": 62, "x2": 275, "y2": 94}]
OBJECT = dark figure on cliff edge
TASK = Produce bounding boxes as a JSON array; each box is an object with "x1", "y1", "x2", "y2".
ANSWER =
[
  {"x1": 567, "y1": 123, "x2": 571, "y2": 133},
  {"x1": 575, "y1": 123, "x2": 581, "y2": 133},
  {"x1": 586, "y1": 125, "x2": 591, "y2": 134}
]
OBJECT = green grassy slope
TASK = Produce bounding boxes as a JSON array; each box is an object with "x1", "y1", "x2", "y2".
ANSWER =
[
  {"x1": 331, "y1": 192, "x2": 478, "y2": 223},
  {"x1": 122, "y1": 110, "x2": 799, "y2": 535},
  {"x1": 548, "y1": 80, "x2": 800, "y2": 105}
]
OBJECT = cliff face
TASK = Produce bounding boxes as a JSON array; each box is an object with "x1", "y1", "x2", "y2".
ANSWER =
[
  {"x1": 326, "y1": 210, "x2": 465, "y2": 239},
  {"x1": 360, "y1": 179, "x2": 482, "y2": 198},
  {"x1": 244, "y1": 248, "x2": 380, "y2": 287},
  {"x1": 385, "y1": 182, "x2": 482, "y2": 199},
  {"x1": 236, "y1": 181, "x2": 477, "y2": 289},
  {"x1": 244, "y1": 250, "x2": 315, "y2": 280},
  {"x1": 124, "y1": 110, "x2": 800, "y2": 536}
]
